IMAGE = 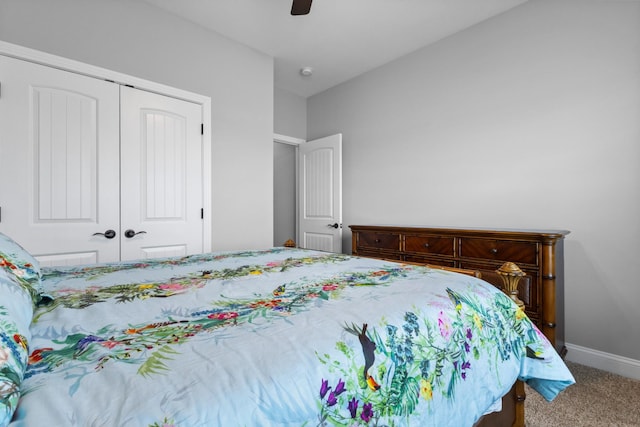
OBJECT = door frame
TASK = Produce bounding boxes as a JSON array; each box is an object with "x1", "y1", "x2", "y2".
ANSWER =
[
  {"x1": 0, "y1": 40, "x2": 212, "y2": 252},
  {"x1": 273, "y1": 134, "x2": 304, "y2": 246}
]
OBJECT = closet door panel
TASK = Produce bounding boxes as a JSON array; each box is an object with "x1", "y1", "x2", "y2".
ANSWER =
[
  {"x1": 0, "y1": 55, "x2": 120, "y2": 264},
  {"x1": 34, "y1": 87, "x2": 97, "y2": 221},
  {"x1": 120, "y1": 86, "x2": 203, "y2": 261},
  {"x1": 143, "y1": 110, "x2": 186, "y2": 220}
]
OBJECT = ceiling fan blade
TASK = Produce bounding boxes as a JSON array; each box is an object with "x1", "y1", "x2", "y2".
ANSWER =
[{"x1": 291, "y1": 0, "x2": 312, "y2": 15}]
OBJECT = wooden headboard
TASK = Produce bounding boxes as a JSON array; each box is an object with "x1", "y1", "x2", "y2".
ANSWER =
[{"x1": 349, "y1": 225, "x2": 569, "y2": 356}]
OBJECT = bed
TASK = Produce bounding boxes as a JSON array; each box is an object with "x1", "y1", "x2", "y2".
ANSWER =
[{"x1": 0, "y1": 232, "x2": 574, "y2": 426}]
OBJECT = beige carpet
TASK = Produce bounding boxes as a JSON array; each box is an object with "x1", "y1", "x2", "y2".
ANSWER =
[{"x1": 525, "y1": 361, "x2": 640, "y2": 427}]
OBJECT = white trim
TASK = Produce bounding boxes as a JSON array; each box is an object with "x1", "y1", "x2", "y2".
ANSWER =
[
  {"x1": 274, "y1": 133, "x2": 305, "y2": 145},
  {"x1": 565, "y1": 342, "x2": 640, "y2": 380},
  {"x1": 0, "y1": 40, "x2": 208, "y2": 104},
  {"x1": 202, "y1": 101, "x2": 212, "y2": 253},
  {"x1": 0, "y1": 40, "x2": 213, "y2": 252}
]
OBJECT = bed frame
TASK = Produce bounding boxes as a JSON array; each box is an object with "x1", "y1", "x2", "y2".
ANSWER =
[
  {"x1": 348, "y1": 224, "x2": 569, "y2": 427},
  {"x1": 475, "y1": 381, "x2": 525, "y2": 427},
  {"x1": 319, "y1": 257, "x2": 527, "y2": 427},
  {"x1": 430, "y1": 262, "x2": 526, "y2": 427},
  {"x1": 349, "y1": 225, "x2": 568, "y2": 357}
]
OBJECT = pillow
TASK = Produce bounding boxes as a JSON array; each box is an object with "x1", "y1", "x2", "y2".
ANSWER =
[
  {"x1": 0, "y1": 232, "x2": 43, "y2": 305},
  {"x1": 0, "y1": 270, "x2": 33, "y2": 426}
]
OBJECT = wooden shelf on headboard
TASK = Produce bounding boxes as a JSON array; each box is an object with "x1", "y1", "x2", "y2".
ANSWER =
[{"x1": 350, "y1": 225, "x2": 569, "y2": 356}]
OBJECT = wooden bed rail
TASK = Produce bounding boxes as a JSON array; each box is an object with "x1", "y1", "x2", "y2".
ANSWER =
[{"x1": 424, "y1": 263, "x2": 483, "y2": 278}]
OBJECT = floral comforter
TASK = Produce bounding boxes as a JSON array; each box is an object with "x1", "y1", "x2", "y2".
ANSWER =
[{"x1": 10, "y1": 248, "x2": 574, "y2": 426}]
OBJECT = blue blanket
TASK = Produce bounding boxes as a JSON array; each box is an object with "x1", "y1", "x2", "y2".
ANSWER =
[{"x1": 8, "y1": 248, "x2": 574, "y2": 426}]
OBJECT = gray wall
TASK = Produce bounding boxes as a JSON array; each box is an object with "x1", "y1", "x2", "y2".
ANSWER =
[
  {"x1": 308, "y1": 0, "x2": 640, "y2": 361},
  {"x1": 0, "y1": 0, "x2": 275, "y2": 250},
  {"x1": 275, "y1": 87, "x2": 307, "y2": 140}
]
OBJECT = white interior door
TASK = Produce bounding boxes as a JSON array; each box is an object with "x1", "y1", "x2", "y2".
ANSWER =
[
  {"x1": 0, "y1": 55, "x2": 121, "y2": 265},
  {"x1": 298, "y1": 134, "x2": 342, "y2": 253},
  {"x1": 120, "y1": 86, "x2": 204, "y2": 260}
]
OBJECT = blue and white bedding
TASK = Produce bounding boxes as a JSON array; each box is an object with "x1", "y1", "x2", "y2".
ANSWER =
[{"x1": 1, "y1": 237, "x2": 574, "y2": 426}]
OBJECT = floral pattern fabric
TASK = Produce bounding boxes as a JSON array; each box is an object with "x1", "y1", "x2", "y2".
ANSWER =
[
  {"x1": 8, "y1": 248, "x2": 573, "y2": 426},
  {"x1": 0, "y1": 233, "x2": 43, "y2": 306},
  {"x1": 0, "y1": 271, "x2": 32, "y2": 427}
]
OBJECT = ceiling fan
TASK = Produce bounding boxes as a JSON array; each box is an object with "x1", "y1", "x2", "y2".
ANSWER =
[{"x1": 291, "y1": 0, "x2": 313, "y2": 15}]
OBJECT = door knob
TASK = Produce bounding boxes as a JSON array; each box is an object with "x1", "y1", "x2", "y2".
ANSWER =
[
  {"x1": 124, "y1": 229, "x2": 147, "y2": 238},
  {"x1": 327, "y1": 223, "x2": 340, "y2": 229},
  {"x1": 93, "y1": 229, "x2": 116, "y2": 239}
]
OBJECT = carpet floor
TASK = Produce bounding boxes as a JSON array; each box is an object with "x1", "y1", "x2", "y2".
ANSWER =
[{"x1": 525, "y1": 361, "x2": 640, "y2": 427}]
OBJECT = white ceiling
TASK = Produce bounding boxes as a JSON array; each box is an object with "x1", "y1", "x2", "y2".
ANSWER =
[{"x1": 142, "y1": 0, "x2": 528, "y2": 98}]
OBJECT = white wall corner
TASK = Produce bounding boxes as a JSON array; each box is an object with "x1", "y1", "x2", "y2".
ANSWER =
[{"x1": 565, "y1": 343, "x2": 640, "y2": 381}]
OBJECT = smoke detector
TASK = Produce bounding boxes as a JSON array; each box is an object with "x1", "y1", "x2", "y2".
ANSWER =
[{"x1": 300, "y1": 67, "x2": 313, "y2": 77}]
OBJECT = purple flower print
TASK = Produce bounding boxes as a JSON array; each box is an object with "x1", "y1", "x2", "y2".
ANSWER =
[
  {"x1": 320, "y1": 379, "x2": 330, "y2": 398},
  {"x1": 361, "y1": 402, "x2": 374, "y2": 422},
  {"x1": 348, "y1": 397, "x2": 359, "y2": 418},
  {"x1": 334, "y1": 378, "x2": 346, "y2": 396},
  {"x1": 460, "y1": 360, "x2": 471, "y2": 380},
  {"x1": 326, "y1": 391, "x2": 338, "y2": 407}
]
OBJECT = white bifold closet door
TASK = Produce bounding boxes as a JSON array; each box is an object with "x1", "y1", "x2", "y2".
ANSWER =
[
  {"x1": 120, "y1": 86, "x2": 203, "y2": 261},
  {"x1": 0, "y1": 55, "x2": 204, "y2": 266},
  {"x1": 0, "y1": 55, "x2": 121, "y2": 265}
]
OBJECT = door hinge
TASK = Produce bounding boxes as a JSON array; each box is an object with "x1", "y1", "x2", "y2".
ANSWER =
[
  {"x1": 200, "y1": 208, "x2": 204, "y2": 219},
  {"x1": 201, "y1": 124, "x2": 204, "y2": 135}
]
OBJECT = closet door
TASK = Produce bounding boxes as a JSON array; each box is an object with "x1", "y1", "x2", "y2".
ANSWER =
[
  {"x1": 120, "y1": 86, "x2": 204, "y2": 260},
  {"x1": 0, "y1": 55, "x2": 120, "y2": 265}
]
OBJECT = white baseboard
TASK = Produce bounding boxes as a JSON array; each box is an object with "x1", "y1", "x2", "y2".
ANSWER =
[{"x1": 565, "y1": 343, "x2": 640, "y2": 380}]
